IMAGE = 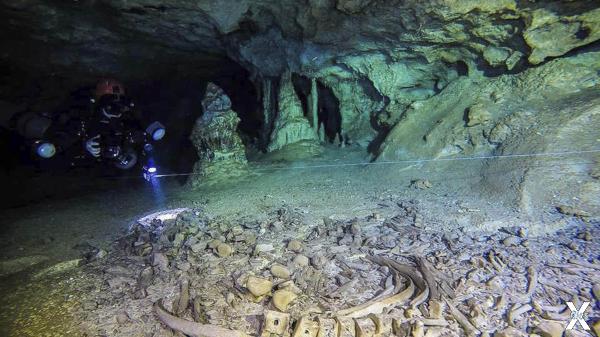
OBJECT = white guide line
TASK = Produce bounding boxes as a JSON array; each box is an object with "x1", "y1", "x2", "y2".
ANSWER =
[{"x1": 152, "y1": 148, "x2": 600, "y2": 178}]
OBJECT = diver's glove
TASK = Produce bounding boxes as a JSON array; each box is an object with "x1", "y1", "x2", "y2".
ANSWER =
[{"x1": 85, "y1": 135, "x2": 101, "y2": 157}]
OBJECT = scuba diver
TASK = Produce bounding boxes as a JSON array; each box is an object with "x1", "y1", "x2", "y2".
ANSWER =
[
  {"x1": 84, "y1": 79, "x2": 143, "y2": 169},
  {"x1": 5, "y1": 78, "x2": 166, "y2": 178}
]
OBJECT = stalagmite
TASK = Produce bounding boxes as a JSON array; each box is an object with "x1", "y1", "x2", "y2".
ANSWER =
[
  {"x1": 319, "y1": 122, "x2": 326, "y2": 143},
  {"x1": 267, "y1": 71, "x2": 318, "y2": 152}
]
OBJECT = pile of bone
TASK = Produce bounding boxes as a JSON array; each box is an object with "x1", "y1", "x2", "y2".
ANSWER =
[{"x1": 94, "y1": 206, "x2": 600, "y2": 337}]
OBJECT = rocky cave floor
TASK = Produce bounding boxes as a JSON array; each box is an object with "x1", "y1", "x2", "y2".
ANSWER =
[{"x1": 0, "y1": 146, "x2": 599, "y2": 337}]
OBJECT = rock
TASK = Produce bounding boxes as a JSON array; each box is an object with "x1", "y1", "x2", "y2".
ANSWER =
[
  {"x1": 0, "y1": 255, "x2": 48, "y2": 277},
  {"x1": 293, "y1": 254, "x2": 310, "y2": 267},
  {"x1": 267, "y1": 71, "x2": 318, "y2": 152},
  {"x1": 524, "y1": 8, "x2": 600, "y2": 64},
  {"x1": 272, "y1": 289, "x2": 297, "y2": 312},
  {"x1": 488, "y1": 123, "x2": 511, "y2": 144},
  {"x1": 271, "y1": 264, "x2": 291, "y2": 279},
  {"x1": 287, "y1": 240, "x2": 303, "y2": 252},
  {"x1": 483, "y1": 46, "x2": 510, "y2": 67},
  {"x1": 246, "y1": 276, "x2": 273, "y2": 297},
  {"x1": 533, "y1": 321, "x2": 564, "y2": 337},
  {"x1": 189, "y1": 83, "x2": 248, "y2": 186},
  {"x1": 336, "y1": 0, "x2": 373, "y2": 14},
  {"x1": 502, "y1": 236, "x2": 520, "y2": 246},
  {"x1": 116, "y1": 312, "x2": 130, "y2": 324},
  {"x1": 216, "y1": 243, "x2": 233, "y2": 257},
  {"x1": 32, "y1": 259, "x2": 82, "y2": 280},
  {"x1": 467, "y1": 102, "x2": 492, "y2": 126},
  {"x1": 411, "y1": 179, "x2": 433, "y2": 189},
  {"x1": 152, "y1": 253, "x2": 169, "y2": 272},
  {"x1": 173, "y1": 233, "x2": 186, "y2": 247}
]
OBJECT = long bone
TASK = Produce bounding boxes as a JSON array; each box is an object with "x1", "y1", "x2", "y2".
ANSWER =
[
  {"x1": 154, "y1": 300, "x2": 251, "y2": 337},
  {"x1": 335, "y1": 256, "x2": 429, "y2": 318}
]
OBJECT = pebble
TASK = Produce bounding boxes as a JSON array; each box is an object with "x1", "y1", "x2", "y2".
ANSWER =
[
  {"x1": 287, "y1": 240, "x2": 303, "y2": 252},
  {"x1": 216, "y1": 243, "x2": 233, "y2": 257},
  {"x1": 246, "y1": 276, "x2": 273, "y2": 297},
  {"x1": 270, "y1": 264, "x2": 291, "y2": 279},
  {"x1": 293, "y1": 254, "x2": 309, "y2": 267}
]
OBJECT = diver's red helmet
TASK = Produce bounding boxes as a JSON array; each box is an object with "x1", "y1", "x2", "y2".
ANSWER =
[{"x1": 94, "y1": 78, "x2": 125, "y2": 99}]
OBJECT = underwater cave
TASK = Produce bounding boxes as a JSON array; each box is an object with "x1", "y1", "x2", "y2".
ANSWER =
[{"x1": 1, "y1": 1, "x2": 600, "y2": 336}]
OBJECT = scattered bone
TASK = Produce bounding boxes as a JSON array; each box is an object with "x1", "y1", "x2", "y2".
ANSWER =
[
  {"x1": 568, "y1": 259, "x2": 600, "y2": 270},
  {"x1": 494, "y1": 327, "x2": 528, "y2": 337},
  {"x1": 336, "y1": 316, "x2": 357, "y2": 337},
  {"x1": 261, "y1": 310, "x2": 290, "y2": 337},
  {"x1": 293, "y1": 317, "x2": 319, "y2": 337},
  {"x1": 316, "y1": 317, "x2": 338, "y2": 337},
  {"x1": 174, "y1": 279, "x2": 190, "y2": 315},
  {"x1": 336, "y1": 258, "x2": 417, "y2": 318},
  {"x1": 507, "y1": 303, "x2": 532, "y2": 327},
  {"x1": 524, "y1": 266, "x2": 538, "y2": 298},
  {"x1": 411, "y1": 320, "x2": 425, "y2": 337},
  {"x1": 444, "y1": 298, "x2": 480, "y2": 336},
  {"x1": 354, "y1": 316, "x2": 377, "y2": 337},
  {"x1": 154, "y1": 300, "x2": 249, "y2": 337},
  {"x1": 422, "y1": 318, "x2": 448, "y2": 327},
  {"x1": 533, "y1": 320, "x2": 564, "y2": 337},
  {"x1": 538, "y1": 278, "x2": 578, "y2": 296},
  {"x1": 428, "y1": 300, "x2": 444, "y2": 319}
]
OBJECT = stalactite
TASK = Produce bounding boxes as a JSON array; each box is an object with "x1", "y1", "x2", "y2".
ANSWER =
[{"x1": 309, "y1": 78, "x2": 318, "y2": 132}]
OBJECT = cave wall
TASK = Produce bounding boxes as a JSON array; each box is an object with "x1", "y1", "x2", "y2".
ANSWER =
[{"x1": 2, "y1": 0, "x2": 600, "y2": 213}]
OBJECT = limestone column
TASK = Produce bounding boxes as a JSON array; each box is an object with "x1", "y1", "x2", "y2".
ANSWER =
[
  {"x1": 262, "y1": 79, "x2": 272, "y2": 148},
  {"x1": 309, "y1": 78, "x2": 319, "y2": 132}
]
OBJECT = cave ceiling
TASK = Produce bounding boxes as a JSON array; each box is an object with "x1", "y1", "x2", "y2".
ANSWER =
[{"x1": 2, "y1": 0, "x2": 599, "y2": 81}]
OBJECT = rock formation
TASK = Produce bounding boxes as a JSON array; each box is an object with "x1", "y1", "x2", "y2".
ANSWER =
[
  {"x1": 189, "y1": 83, "x2": 248, "y2": 186},
  {"x1": 1, "y1": 0, "x2": 599, "y2": 217},
  {"x1": 267, "y1": 71, "x2": 318, "y2": 152}
]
